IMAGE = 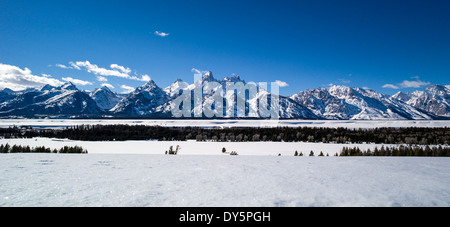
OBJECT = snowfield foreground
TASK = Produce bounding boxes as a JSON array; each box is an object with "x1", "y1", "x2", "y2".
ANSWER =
[
  {"x1": 0, "y1": 137, "x2": 402, "y2": 156},
  {"x1": 1, "y1": 153, "x2": 449, "y2": 207}
]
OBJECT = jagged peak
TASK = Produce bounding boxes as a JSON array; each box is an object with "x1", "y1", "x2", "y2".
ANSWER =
[
  {"x1": 0, "y1": 87, "x2": 15, "y2": 94},
  {"x1": 328, "y1": 84, "x2": 351, "y2": 89},
  {"x1": 40, "y1": 84, "x2": 56, "y2": 92},
  {"x1": 328, "y1": 84, "x2": 354, "y2": 97},
  {"x1": 91, "y1": 85, "x2": 115, "y2": 96},
  {"x1": 135, "y1": 79, "x2": 166, "y2": 94},
  {"x1": 201, "y1": 71, "x2": 216, "y2": 82},
  {"x1": 221, "y1": 74, "x2": 245, "y2": 83},
  {"x1": 140, "y1": 79, "x2": 158, "y2": 89},
  {"x1": 60, "y1": 82, "x2": 78, "y2": 91},
  {"x1": 425, "y1": 84, "x2": 447, "y2": 93}
]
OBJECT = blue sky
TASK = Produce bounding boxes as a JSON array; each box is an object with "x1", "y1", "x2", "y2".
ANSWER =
[{"x1": 0, "y1": 0, "x2": 449, "y2": 95}]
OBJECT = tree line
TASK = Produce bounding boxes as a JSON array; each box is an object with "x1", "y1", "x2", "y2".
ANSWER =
[
  {"x1": 0, "y1": 125, "x2": 449, "y2": 145},
  {"x1": 0, "y1": 144, "x2": 88, "y2": 154},
  {"x1": 339, "y1": 145, "x2": 450, "y2": 157}
]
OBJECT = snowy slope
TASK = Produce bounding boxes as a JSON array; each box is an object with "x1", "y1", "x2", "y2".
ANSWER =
[
  {"x1": 291, "y1": 85, "x2": 435, "y2": 120},
  {"x1": 1, "y1": 153, "x2": 449, "y2": 207},
  {"x1": 0, "y1": 73, "x2": 448, "y2": 119},
  {"x1": 111, "y1": 80, "x2": 171, "y2": 116},
  {"x1": 89, "y1": 86, "x2": 122, "y2": 110},
  {"x1": 0, "y1": 82, "x2": 104, "y2": 116},
  {"x1": 164, "y1": 71, "x2": 318, "y2": 119},
  {"x1": 392, "y1": 85, "x2": 450, "y2": 117}
]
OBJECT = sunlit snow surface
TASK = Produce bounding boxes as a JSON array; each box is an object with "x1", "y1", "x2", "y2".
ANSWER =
[
  {"x1": 1, "y1": 119, "x2": 449, "y2": 207},
  {"x1": 1, "y1": 154, "x2": 449, "y2": 207}
]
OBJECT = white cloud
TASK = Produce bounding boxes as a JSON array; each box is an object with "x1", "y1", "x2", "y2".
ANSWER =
[
  {"x1": 101, "y1": 83, "x2": 115, "y2": 89},
  {"x1": 62, "y1": 77, "x2": 93, "y2": 86},
  {"x1": 0, "y1": 63, "x2": 63, "y2": 91},
  {"x1": 382, "y1": 84, "x2": 399, "y2": 89},
  {"x1": 41, "y1": 74, "x2": 52, "y2": 78},
  {"x1": 72, "y1": 61, "x2": 131, "y2": 79},
  {"x1": 399, "y1": 79, "x2": 430, "y2": 88},
  {"x1": 140, "y1": 74, "x2": 151, "y2": 82},
  {"x1": 110, "y1": 64, "x2": 132, "y2": 74},
  {"x1": 55, "y1": 64, "x2": 70, "y2": 69},
  {"x1": 274, "y1": 80, "x2": 289, "y2": 88},
  {"x1": 69, "y1": 62, "x2": 81, "y2": 70},
  {"x1": 383, "y1": 76, "x2": 431, "y2": 89},
  {"x1": 120, "y1": 85, "x2": 135, "y2": 94},
  {"x1": 96, "y1": 76, "x2": 108, "y2": 82},
  {"x1": 154, "y1": 31, "x2": 170, "y2": 37},
  {"x1": 67, "y1": 61, "x2": 149, "y2": 82}
]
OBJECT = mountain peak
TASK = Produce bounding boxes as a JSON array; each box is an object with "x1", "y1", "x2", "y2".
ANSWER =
[
  {"x1": 40, "y1": 84, "x2": 56, "y2": 92},
  {"x1": 201, "y1": 71, "x2": 215, "y2": 82},
  {"x1": 60, "y1": 82, "x2": 78, "y2": 91},
  {"x1": 100, "y1": 85, "x2": 113, "y2": 92},
  {"x1": 425, "y1": 84, "x2": 447, "y2": 94},
  {"x1": 0, "y1": 87, "x2": 15, "y2": 94},
  {"x1": 90, "y1": 86, "x2": 121, "y2": 110},
  {"x1": 145, "y1": 79, "x2": 157, "y2": 86},
  {"x1": 135, "y1": 80, "x2": 157, "y2": 91},
  {"x1": 328, "y1": 85, "x2": 354, "y2": 98},
  {"x1": 222, "y1": 75, "x2": 245, "y2": 84},
  {"x1": 392, "y1": 91, "x2": 413, "y2": 102}
]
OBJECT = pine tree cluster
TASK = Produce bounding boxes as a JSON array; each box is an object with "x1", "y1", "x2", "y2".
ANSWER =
[
  {"x1": 339, "y1": 145, "x2": 450, "y2": 157},
  {"x1": 0, "y1": 144, "x2": 87, "y2": 154},
  {"x1": 1, "y1": 125, "x2": 449, "y2": 145}
]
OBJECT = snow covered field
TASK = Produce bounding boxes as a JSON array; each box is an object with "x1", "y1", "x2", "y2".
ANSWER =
[
  {"x1": 1, "y1": 153, "x2": 449, "y2": 207},
  {"x1": 1, "y1": 120, "x2": 449, "y2": 207},
  {"x1": 1, "y1": 119, "x2": 449, "y2": 129},
  {"x1": 1, "y1": 137, "x2": 401, "y2": 156}
]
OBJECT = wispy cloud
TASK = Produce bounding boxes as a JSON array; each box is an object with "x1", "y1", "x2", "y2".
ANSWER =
[
  {"x1": 96, "y1": 76, "x2": 108, "y2": 82},
  {"x1": 55, "y1": 64, "x2": 70, "y2": 69},
  {"x1": 399, "y1": 79, "x2": 430, "y2": 88},
  {"x1": 110, "y1": 64, "x2": 131, "y2": 74},
  {"x1": 382, "y1": 84, "x2": 399, "y2": 89},
  {"x1": 141, "y1": 74, "x2": 151, "y2": 82},
  {"x1": 120, "y1": 85, "x2": 135, "y2": 94},
  {"x1": 274, "y1": 80, "x2": 289, "y2": 88},
  {"x1": 382, "y1": 76, "x2": 430, "y2": 89},
  {"x1": 101, "y1": 83, "x2": 115, "y2": 89},
  {"x1": 64, "y1": 61, "x2": 149, "y2": 81},
  {"x1": 0, "y1": 63, "x2": 63, "y2": 91},
  {"x1": 62, "y1": 77, "x2": 93, "y2": 86},
  {"x1": 154, "y1": 31, "x2": 170, "y2": 37}
]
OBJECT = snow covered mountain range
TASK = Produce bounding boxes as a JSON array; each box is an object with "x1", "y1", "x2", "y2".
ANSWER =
[{"x1": 0, "y1": 71, "x2": 448, "y2": 119}]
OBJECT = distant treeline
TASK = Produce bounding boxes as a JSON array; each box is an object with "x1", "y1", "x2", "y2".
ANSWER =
[
  {"x1": 0, "y1": 144, "x2": 87, "y2": 154},
  {"x1": 0, "y1": 125, "x2": 449, "y2": 145},
  {"x1": 339, "y1": 145, "x2": 450, "y2": 157}
]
